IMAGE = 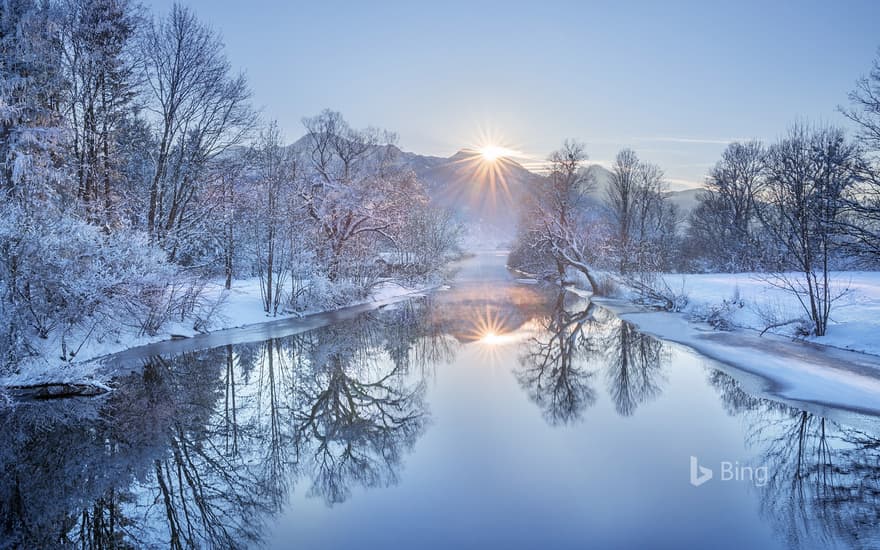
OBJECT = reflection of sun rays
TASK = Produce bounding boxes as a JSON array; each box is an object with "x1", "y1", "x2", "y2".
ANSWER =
[
  {"x1": 465, "y1": 305, "x2": 518, "y2": 366},
  {"x1": 465, "y1": 305, "x2": 511, "y2": 342}
]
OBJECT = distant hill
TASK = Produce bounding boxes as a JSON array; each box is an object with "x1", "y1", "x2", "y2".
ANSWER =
[
  {"x1": 585, "y1": 163, "x2": 702, "y2": 217},
  {"x1": 391, "y1": 147, "x2": 544, "y2": 248},
  {"x1": 665, "y1": 188, "x2": 702, "y2": 216}
]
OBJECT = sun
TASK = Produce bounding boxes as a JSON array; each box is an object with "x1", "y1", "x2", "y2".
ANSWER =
[{"x1": 479, "y1": 145, "x2": 514, "y2": 162}]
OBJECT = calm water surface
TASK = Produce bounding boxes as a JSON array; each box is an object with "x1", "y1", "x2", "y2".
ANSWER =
[{"x1": 2, "y1": 253, "x2": 879, "y2": 549}]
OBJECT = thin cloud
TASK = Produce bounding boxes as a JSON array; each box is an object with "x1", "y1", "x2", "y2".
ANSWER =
[
  {"x1": 634, "y1": 136, "x2": 754, "y2": 145},
  {"x1": 665, "y1": 177, "x2": 706, "y2": 190}
]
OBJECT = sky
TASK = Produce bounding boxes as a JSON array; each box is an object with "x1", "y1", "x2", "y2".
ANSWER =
[{"x1": 145, "y1": 0, "x2": 880, "y2": 189}]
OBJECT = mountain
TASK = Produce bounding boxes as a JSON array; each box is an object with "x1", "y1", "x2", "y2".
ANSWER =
[
  {"x1": 585, "y1": 164, "x2": 613, "y2": 201},
  {"x1": 665, "y1": 188, "x2": 702, "y2": 216},
  {"x1": 398, "y1": 147, "x2": 545, "y2": 248}
]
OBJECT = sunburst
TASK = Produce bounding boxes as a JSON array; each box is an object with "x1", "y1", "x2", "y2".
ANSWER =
[
  {"x1": 479, "y1": 145, "x2": 517, "y2": 163},
  {"x1": 466, "y1": 305, "x2": 515, "y2": 346},
  {"x1": 434, "y1": 128, "x2": 533, "y2": 214}
]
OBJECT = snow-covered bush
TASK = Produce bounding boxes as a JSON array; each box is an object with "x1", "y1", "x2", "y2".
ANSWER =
[
  {"x1": 295, "y1": 274, "x2": 371, "y2": 312},
  {"x1": 750, "y1": 298, "x2": 812, "y2": 337},
  {"x1": 688, "y1": 286, "x2": 745, "y2": 331},
  {"x1": 690, "y1": 299, "x2": 742, "y2": 331},
  {"x1": 627, "y1": 274, "x2": 689, "y2": 312},
  {"x1": 0, "y1": 205, "x2": 205, "y2": 372}
]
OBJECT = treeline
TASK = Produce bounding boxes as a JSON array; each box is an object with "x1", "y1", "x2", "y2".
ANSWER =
[
  {"x1": 511, "y1": 48, "x2": 880, "y2": 337},
  {"x1": 0, "y1": 0, "x2": 461, "y2": 372}
]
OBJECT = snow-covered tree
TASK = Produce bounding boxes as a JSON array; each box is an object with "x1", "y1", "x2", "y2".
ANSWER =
[
  {"x1": 394, "y1": 205, "x2": 463, "y2": 277},
  {"x1": 299, "y1": 110, "x2": 424, "y2": 282},
  {"x1": 59, "y1": 0, "x2": 140, "y2": 225},
  {"x1": 141, "y1": 3, "x2": 255, "y2": 257},
  {"x1": 0, "y1": 0, "x2": 67, "y2": 202},
  {"x1": 520, "y1": 140, "x2": 603, "y2": 293}
]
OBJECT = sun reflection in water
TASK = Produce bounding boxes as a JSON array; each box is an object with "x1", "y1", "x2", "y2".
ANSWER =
[{"x1": 466, "y1": 306, "x2": 520, "y2": 363}]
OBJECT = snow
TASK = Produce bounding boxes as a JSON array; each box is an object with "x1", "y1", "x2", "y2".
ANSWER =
[
  {"x1": 596, "y1": 301, "x2": 880, "y2": 418},
  {"x1": 1, "y1": 277, "x2": 435, "y2": 388},
  {"x1": 583, "y1": 270, "x2": 880, "y2": 417},
  {"x1": 653, "y1": 271, "x2": 880, "y2": 356}
]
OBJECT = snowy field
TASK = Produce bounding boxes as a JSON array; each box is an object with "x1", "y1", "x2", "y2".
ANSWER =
[
  {"x1": 1, "y1": 278, "x2": 434, "y2": 388},
  {"x1": 654, "y1": 271, "x2": 880, "y2": 356}
]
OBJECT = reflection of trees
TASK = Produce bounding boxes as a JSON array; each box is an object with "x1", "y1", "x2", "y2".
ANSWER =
[
  {"x1": 603, "y1": 320, "x2": 666, "y2": 417},
  {"x1": 0, "y1": 347, "x2": 272, "y2": 549},
  {"x1": 709, "y1": 370, "x2": 880, "y2": 549},
  {"x1": 381, "y1": 297, "x2": 457, "y2": 375},
  {"x1": 135, "y1": 352, "x2": 274, "y2": 549},
  {"x1": 292, "y1": 316, "x2": 428, "y2": 505},
  {"x1": 0, "y1": 297, "x2": 439, "y2": 547},
  {"x1": 517, "y1": 291, "x2": 668, "y2": 424},
  {"x1": 517, "y1": 292, "x2": 599, "y2": 425}
]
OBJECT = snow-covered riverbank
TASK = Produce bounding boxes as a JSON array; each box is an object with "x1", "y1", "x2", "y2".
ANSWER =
[
  {"x1": 654, "y1": 271, "x2": 880, "y2": 356},
  {"x1": 2, "y1": 278, "x2": 438, "y2": 390},
  {"x1": 572, "y1": 270, "x2": 880, "y2": 416},
  {"x1": 593, "y1": 297, "x2": 880, "y2": 417}
]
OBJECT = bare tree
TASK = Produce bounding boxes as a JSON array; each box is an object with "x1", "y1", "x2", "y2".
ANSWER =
[
  {"x1": 142, "y1": 3, "x2": 255, "y2": 251},
  {"x1": 606, "y1": 149, "x2": 672, "y2": 275},
  {"x1": 213, "y1": 156, "x2": 246, "y2": 290},
  {"x1": 757, "y1": 125, "x2": 861, "y2": 336},
  {"x1": 841, "y1": 46, "x2": 880, "y2": 152},
  {"x1": 530, "y1": 140, "x2": 602, "y2": 293},
  {"x1": 687, "y1": 141, "x2": 766, "y2": 270},
  {"x1": 251, "y1": 121, "x2": 298, "y2": 314},
  {"x1": 839, "y1": 47, "x2": 880, "y2": 265},
  {"x1": 606, "y1": 148, "x2": 640, "y2": 273}
]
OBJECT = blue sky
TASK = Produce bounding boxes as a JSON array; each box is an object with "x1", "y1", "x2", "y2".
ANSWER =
[{"x1": 147, "y1": 0, "x2": 880, "y2": 188}]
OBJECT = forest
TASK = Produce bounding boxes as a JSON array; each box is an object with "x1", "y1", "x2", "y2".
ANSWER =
[{"x1": 0, "y1": 0, "x2": 462, "y2": 377}]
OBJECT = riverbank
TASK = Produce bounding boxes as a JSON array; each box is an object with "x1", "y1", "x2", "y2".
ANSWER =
[
  {"x1": 651, "y1": 271, "x2": 880, "y2": 357},
  {"x1": 1, "y1": 278, "x2": 440, "y2": 392},
  {"x1": 589, "y1": 296, "x2": 880, "y2": 417},
  {"x1": 562, "y1": 272, "x2": 880, "y2": 418}
]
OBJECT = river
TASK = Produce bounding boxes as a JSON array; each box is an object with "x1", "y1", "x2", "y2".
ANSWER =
[{"x1": 2, "y1": 252, "x2": 879, "y2": 549}]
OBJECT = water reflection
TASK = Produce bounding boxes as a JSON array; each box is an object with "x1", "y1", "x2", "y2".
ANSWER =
[
  {"x1": 290, "y1": 321, "x2": 428, "y2": 506},
  {"x1": 516, "y1": 290, "x2": 668, "y2": 424},
  {"x1": 603, "y1": 319, "x2": 667, "y2": 417},
  {"x1": 709, "y1": 370, "x2": 880, "y2": 549},
  {"x1": 2, "y1": 276, "x2": 880, "y2": 549},
  {"x1": 1, "y1": 299, "x2": 438, "y2": 548},
  {"x1": 516, "y1": 291, "x2": 600, "y2": 425}
]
